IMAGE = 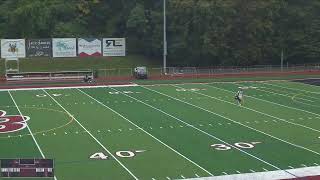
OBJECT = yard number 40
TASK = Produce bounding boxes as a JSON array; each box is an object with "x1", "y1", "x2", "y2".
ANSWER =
[{"x1": 90, "y1": 150, "x2": 145, "y2": 160}]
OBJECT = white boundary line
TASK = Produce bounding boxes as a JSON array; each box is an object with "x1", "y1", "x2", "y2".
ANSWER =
[
  {"x1": 0, "y1": 84, "x2": 138, "y2": 92},
  {"x1": 42, "y1": 89, "x2": 139, "y2": 180},
  {"x1": 140, "y1": 85, "x2": 320, "y2": 156},
  {"x1": 183, "y1": 166, "x2": 320, "y2": 180},
  {"x1": 184, "y1": 84, "x2": 320, "y2": 133},
  {"x1": 108, "y1": 86, "x2": 298, "y2": 178},
  {"x1": 8, "y1": 90, "x2": 58, "y2": 180},
  {"x1": 207, "y1": 83, "x2": 320, "y2": 119},
  {"x1": 77, "y1": 88, "x2": 213, "y2": 177}
]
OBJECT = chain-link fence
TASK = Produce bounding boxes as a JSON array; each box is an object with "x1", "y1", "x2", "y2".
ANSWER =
[{"x1": 93, "y1": 63, "x2": 320, "y2": 82}]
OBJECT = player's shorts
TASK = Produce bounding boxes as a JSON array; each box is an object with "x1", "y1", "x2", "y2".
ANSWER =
[{"x1": 235, "y1": 96, "x2": 242, "y2": 101}]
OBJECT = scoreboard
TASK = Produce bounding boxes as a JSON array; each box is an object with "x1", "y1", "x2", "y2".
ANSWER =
[{"x1": 0, "y1": 159, "x2": 54, "y2": 178}]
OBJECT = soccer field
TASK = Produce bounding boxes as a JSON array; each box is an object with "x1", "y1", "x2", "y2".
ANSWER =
[{"x1": 0, "y1": 81, "x2": 320, "y2": 180}]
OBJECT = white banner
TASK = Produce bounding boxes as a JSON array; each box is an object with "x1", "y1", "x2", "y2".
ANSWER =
[
  {"x1": 1, "y1": 39, "x2": 26, "y2": 58},
  {"x1": 103, "y1": 38, "x2": 126, "y2": 56},
  {"x1": 52, "y1": 38, "x2": 77, "y2": 57},
  {"x1": 78, "y1": 38, "x2": 102, "y2": 57}
]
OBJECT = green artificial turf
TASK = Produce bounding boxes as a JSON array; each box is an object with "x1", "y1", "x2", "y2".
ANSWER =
[{"x1": 0, "y1": 80, "x2": 320, "y2": 179}]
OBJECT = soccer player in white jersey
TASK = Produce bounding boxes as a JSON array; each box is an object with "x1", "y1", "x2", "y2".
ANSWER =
[{"x1": 235, "y1": 88, "x2": 244, "y2": 106}]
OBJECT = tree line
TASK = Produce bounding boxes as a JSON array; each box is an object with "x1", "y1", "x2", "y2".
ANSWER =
[{"x1": 0, "y1": 0, "x2": 319, "y2": 66}]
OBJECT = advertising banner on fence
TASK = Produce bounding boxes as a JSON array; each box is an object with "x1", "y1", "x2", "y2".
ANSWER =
[
  {"x1": 52, "y1": 38, "x2": 77, "y2": 57},
  {"x1": 103, "y1": 38, "x2": 126, "y2": 56},
  {"x1": 78, "y1": 38, "x2": 102, "y2": 57},
  {"x1": 1, "y1": 39, "x2": 26, "y2": 58},
  {"x1": 26, "y1": 39, "x2": 52, "y2": 57}
]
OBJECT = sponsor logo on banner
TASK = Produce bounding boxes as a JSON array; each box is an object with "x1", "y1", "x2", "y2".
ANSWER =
[
  {"x1": 78, "y1": 38, "x2": 102, "y2": 57},
  {"x1": 26, "y1": 39, "x2": 52, "y2": 57},
  {"x1": 1, "y1": 39, "x2": 26, "y2": 58},
  {"x1": 103, "y1": 38, "x2": 126, "y2": 56},
  {"x1": 52, "y1": 38, "x2": 77, "y2": 57}
]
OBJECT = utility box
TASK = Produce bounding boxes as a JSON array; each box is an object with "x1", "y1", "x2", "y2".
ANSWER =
[{"x1": 134, "y1": 66, "x2": 148, "y2": 79}]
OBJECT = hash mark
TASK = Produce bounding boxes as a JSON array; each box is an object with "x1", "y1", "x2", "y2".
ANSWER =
[
  {"x1": 263, "y1": 168, "x2": 268, "y2": 171},
  {"x1": 222, "y1": 172, "x2": 228, "y2": 175},
  {"x1": 301, "y1": 164, "x2": 307, "y2": 167},
  {"x1": 180, "y1": 175, "x2": 185, "y2": 179},
  {"x1": 236, "y1": 171, "x2": 241, "y2": 174},
  {"x1": 288, "y1": 166, "x2": 294, "y2": 169},
  {"x1": 249, "y1": 169, "x2": 255, "y2": 173},
  {"x1": 313, "y1": 163, "x2": 319, "y2": 166},
  {"x1": 166, "y1": 177, "x2": 171, "y2": 180},
  {"x1": 195, "y1": 174, "x2": 200, "y2": 178}
]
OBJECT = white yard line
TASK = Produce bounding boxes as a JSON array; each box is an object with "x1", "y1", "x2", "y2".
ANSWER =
[
  {"x1": 206, "y1": 84, "x2": 320, "y2": 119},
  {"x1": 109, "y1": 87, "x2": 298, "y2": 178},
  {"x1": 77, "y1": 88, "x2": 213, "y2": 176},
  {"x1": 140, "y1": 85, "x2": 320, "y2": 157},
  {"x1": 172, "y1": 84, "x2": 320, "y2": 133},
  {"x1": 8, "y1": 90, "x2": 58, "y2": 180},
  {"x1": 255, "y1": 88, "x2": 314, "y2": 102},
  {"x1": 42, "y1": 89, "x2": 139, "y2": 180},
  {"x1": 261, "y1": 83, "x2": 320, "y2": 101},
  {"x1": 182, "y1": 166, "x2": 320, "y2": 180},
  {"x1": 262, "y1": 82, "x2": 320, "y2": 95}
]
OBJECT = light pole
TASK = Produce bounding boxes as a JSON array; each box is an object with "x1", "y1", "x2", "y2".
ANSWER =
[{"x1": 163, "y1": 0, "x2": 167, "y2": 75}]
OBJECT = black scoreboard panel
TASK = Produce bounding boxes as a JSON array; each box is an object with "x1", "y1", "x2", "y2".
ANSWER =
[{"x1": 0, "y1": 159, "x2": 54, "y2": 178}]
